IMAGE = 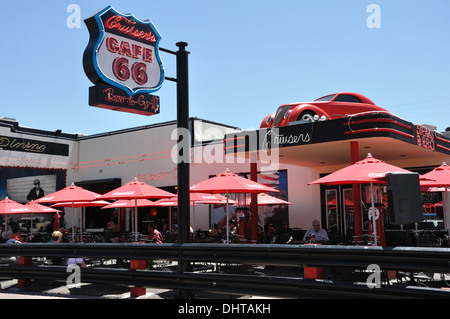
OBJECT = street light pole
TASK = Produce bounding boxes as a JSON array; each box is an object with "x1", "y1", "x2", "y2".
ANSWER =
[{"x1": 175, "y1": 42, "x2": 190, "y2": 247}]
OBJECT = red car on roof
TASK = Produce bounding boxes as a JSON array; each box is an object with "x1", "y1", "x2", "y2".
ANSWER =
[{"x1": 260, "y1": 92, "x2": 389, "y2": 128}]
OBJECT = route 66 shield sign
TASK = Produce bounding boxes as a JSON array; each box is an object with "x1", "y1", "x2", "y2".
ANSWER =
[{"x1": 83, "y1": 6, "x2": 164, "y2": 96}]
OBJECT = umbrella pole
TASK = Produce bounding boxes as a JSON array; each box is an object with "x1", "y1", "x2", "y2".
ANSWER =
[
  {"x1": 193, "y1": 202, "x2": 196, "y2": 232},
  {"x1": 210, "y1": 204, "x2": 213, "y2": 237},
  {"x1": 82, "y1": 207, "x2": 85, "y2": 236},
  {"x1": 444, "y1": 185, "x2": 450, "y2": 236},
  {"x1": 72, "y1": 201, "x2": 75, "y2": 243},
  {"x1": 370, "y1": 182, "x2": 378, "y2": 246},
  {"x1": 169, "y1": 207, "x2": 171, "y2": 232},
  {"x1": 212, "y1": 204, "x2": 215, "y2": 236},
  {"x1": 30, "y1": 213, "x2": 33, "y2": 239},
  {"x1": 135, "y1": 198, "x2": 138, "y2": 242},
  {"x1": 130, "y1": 208, "x2": 133, "y2": 239},
  {"x1": 79, "y1": 207, "x2": 82, "y2": 240},
  {"x1": 226, "y1": 190, "x2": 229, "y2": 244},
  {"x1": 81, "y1": 207, "x2": 85, "y2": 241}
]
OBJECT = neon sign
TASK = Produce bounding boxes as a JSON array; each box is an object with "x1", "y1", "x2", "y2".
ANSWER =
[{"x1": 83, "y1": 6, "x2": 164, "y2": 115}]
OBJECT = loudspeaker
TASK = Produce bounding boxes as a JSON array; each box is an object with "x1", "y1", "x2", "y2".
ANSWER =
[{"x1": 386, "y1": 172, "x2": 423, "y2": 225}]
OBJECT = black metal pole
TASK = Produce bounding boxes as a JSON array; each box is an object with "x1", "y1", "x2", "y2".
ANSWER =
[{"x1": 176, "y1": 41, "x2": 190, "y2": 246}]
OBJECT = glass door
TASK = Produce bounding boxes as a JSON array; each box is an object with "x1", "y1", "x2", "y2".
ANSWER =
[
  {"x1": 324, "y1": 186, "x2": 356, "y2": 243},
  {"x1": 325, "y1": 189, "x2": 338, "y2": 242},
  {"x1": 342, "y1": 188, "x2": 354, "y2": 241}
]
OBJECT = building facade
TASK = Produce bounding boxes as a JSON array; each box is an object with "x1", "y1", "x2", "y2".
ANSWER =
[{"x1": 1, "y1": 113, "x2": 449, "y2": 245}]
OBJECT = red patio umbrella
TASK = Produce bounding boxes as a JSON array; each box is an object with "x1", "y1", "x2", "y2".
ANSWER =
[
  {"x1": 0, "y1": 197, "x2": 31, "y2": 232},
  {"x1": 159, "y1": 193, "x2": 232, "y2": 204},
  {"x1": 51, "y1": 200, "x2": 111, "y2": 237},
  {"x1": 308, "y1": 153, "x2": 422, "y2": 246},
  {"x1": 35, "y1": 183, "x2": 102, "y2": 203},
  {"x1": 35, "y1": 183, "x2": 102, "y2": 242},
  {"x1": 422, "y1": 187, "x2": 450, "y2": 192},
  {"x1": 245, "y1": 193, "x2": 292, "y2": 206},
  {"x1": 24, "y1": 201, "x2": 61, "y2": 237},
  {"x1": 420, "y1": 162, "x2": 450, "y2": 229},
  {"x1": 97, "y1": 177, "x2": 174, "y2": 241},
  {"x1": 97, "y1": 178, "x2": 175, "y2": 200},
  {"x1": 190, "y1": 169, "x2": 279, "y2": 194},
  {"x1": 190, "y1": 169, "x2": 279, "y2": 243},
  {"x1": 101, "y1": 199, "x2": 157, "y2": 209},
  {"x1": 53, "y1": 213, "x2": 61, "y2": 231},
  {"x1": 51, "y1": 201, "x2": 110, "y2": 208},
  {"x1": 309, "y1": 153, "x2": 419, "y2": 186},
  {"x1": 420, "y1": 163, "x2": 450, "y2": 188},
  {"x1": 26, "y1": 201, "x2": 61, "y2": 213},
  {"x1": 159, "y1": 193, "x2": 237, "y2": 231},
  {"x1": 155, "y1": 199, "x2": 180, "y2": 207}
]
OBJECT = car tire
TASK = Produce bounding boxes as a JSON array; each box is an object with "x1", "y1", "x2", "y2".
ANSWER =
[{"x1": 298, "y1": 111, "x2": 316, "y2": 123}]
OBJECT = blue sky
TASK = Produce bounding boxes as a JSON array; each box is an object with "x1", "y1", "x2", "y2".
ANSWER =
[{"x1": 1, "y1": 0, "x2": 450, "y2": 135}]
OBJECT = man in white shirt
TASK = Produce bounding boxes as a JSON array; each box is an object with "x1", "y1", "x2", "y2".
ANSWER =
[{"x1": 303, "y1": 220, "x2": 329, "y2": 242}]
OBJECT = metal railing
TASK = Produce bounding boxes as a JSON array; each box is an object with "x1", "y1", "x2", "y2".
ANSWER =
[{"x1": 1, "y1": 243, "x2": 450, "y2": 298}]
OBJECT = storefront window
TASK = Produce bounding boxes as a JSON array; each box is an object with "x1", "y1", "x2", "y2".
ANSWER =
[{"x1": 421, "y1": 192, "x2": 444, "y2": 230}]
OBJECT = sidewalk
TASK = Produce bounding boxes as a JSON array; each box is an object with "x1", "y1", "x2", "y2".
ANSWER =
[
  {"x1": 0, "y1": 278, "x2": 270, "y2": 299},
  {"x1": 0, "y1": 278, "x2": 174, "y2": 299}
]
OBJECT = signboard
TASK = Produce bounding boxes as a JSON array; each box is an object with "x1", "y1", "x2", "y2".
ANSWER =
[
  {"x1": 83, "y1": 6, "x2": 164, "y2": 115},
  {"x1": 88, "y1": 84, "x2": 160, "y2": 115},
  {"x1": 368, "y1": 207, "x2": 380, "y2": 221},
  {"x1": 0, "y1": 135, "x2": 69, "y2": 156}
]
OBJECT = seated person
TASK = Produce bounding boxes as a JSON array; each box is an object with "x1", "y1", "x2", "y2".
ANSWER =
[
  {"x1": 263, "y1": 223, "x2": 277, "y2": 244},
  {"x1": 274, "y1": 221, "x2": 293, "y2": 244},
  {"x1": 303, "y1": 220, "x2": 330, "y2": 243},
  {"x1": 2, "y1": 230, "x2": 21, "y2": 244},
  {"x1": 67, "y1": 257, "x2": 86, "y2": 268},
  {"x1": 104, "y1": 218, "x2": 119, "y2": 242},
  {"x1": 147, "y1": 223, "x2": 163, "y2": 243},
  {"x1": 9, "y1": 221, "x2": 22, "y2": 243},
  {"x1": 58, "y1": 227, "x2": 70, "y2": 243},
  {"x1": 0, "y1": 230, "x2": 21, "y2": 264},
  {"x1": 209, "y1": 224, "x2": 222, "y2": 242},
  {"x1": 49, "y1": 231, "x2": 67, "y2": 266}
]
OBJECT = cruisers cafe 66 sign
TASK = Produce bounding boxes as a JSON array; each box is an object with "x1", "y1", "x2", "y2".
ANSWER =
[{"x1": 83, "y1": 6, "x2": 164, "y2": 115}]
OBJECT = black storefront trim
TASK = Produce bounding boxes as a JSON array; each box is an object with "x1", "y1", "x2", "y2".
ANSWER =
[{"x1": 224, "y1": 113, "x2": 450, "y2": 156}]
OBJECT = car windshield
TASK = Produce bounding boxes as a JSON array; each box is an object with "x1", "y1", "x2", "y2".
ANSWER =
[{"x1": 314, "y1": 94, "x2": 336, "y2": 102}]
